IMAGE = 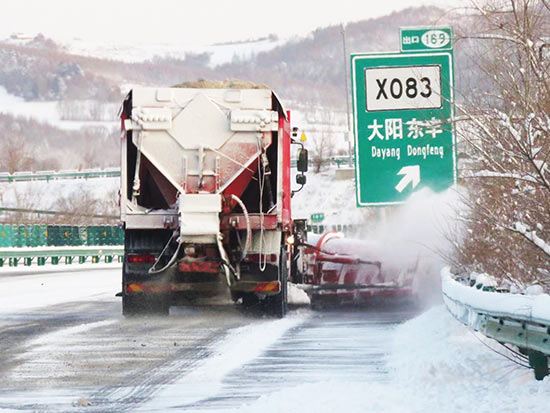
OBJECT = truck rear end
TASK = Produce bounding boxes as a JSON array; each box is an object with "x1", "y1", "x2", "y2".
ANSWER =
[{"x1": 119, "y1": 86, "x2": 304, "y2": 317}]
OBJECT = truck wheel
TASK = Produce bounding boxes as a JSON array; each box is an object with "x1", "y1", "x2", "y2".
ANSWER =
[
  {"x1": 122, "y1": 268, "x2": 171, "y2": 317},
  {"x1": 123, "y1": 229, "x2": 173, "y2": 317},
  {"x1": 122, "y1": 292, "x2": 170, "y2": 316},
  {"x1": 309, "y1": 294, "x2": 324, "y2": 311},
  {"x1": 147, "y1": 293, "x2": 170, "y2": 315},
  {"x1": 122, "y1": 292, "x2": 141, "y2": 316},
  {"x1": 265, "y1": 248, "x2": 288, "y2": 318},
  {"x1": 242, "y1": 292, "x2": 260, "y2": 308}
]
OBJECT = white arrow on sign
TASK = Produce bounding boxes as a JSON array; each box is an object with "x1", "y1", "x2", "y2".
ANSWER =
[{"x1": 395, "y1": 165, "x2": 420, "y2": 193}]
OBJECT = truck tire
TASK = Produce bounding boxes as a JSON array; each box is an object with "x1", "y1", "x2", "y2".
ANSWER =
[
  {"x1": 309, "y1": 294, "x2": 324, "y2": 311},
  {"x1": 122, "y1": 268, "x2": 171, "y2": 316},
  {"x1": 242, "y1": 292, "x2": 260, "y2": 308},
  {"x1": 265, "y1": 248, "x2": 288, "y2": 318},
  {"x1": 122, "y1": 289, "x2": 142, "y2": 316},
  {"x1": 122, "y1": 293, "x2": 170, "y2": 316},
  {"x1": 122, "y1": 229, "x2": 173, "y2": 317}
]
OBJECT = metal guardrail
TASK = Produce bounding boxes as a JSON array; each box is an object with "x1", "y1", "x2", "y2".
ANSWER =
[
  {"x1": 0, "y1": 207, "x2": 118, "y2": 219},
  {"x1": 0, "y1": 225, "x2": 123, "y2": 248},
  {"x1": 442, "y1": 268, "x2": 550, "y2": 380},
  {"x1": 0, "y1": 168, "x2": 120, "y2": 183},
  {"x1": 290, "y1": 156, "x2": 354, "y2": 168},
  {"x1": 307, "y1": 224, "x2": 365, "y2": 235},
  {"x1": 0, "y1": 246, "x2": 123, "y2": 267}
]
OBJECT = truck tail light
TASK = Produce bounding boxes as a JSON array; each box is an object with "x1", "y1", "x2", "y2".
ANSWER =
[
  {"x1": 179, "y1": 261, "x2": 219, "y2": 274},
  {"x1": 254, "y1": 281, "x2": 280, "y2": 292},
  {"x1": 127, "y1": 254, "x2": 156, "y2": 263}
]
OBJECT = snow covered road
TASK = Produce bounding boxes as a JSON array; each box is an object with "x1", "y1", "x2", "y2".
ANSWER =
[{"x1": 0, "y1": 266, "x2": 548, "y2": 412}]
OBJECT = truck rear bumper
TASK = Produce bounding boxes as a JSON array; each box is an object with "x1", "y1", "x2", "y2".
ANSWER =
[{"x1": 124, "y1": 280, "x2": 281, "y2": 295}]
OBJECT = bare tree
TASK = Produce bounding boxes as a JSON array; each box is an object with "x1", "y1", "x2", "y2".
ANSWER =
[
  {"x1": 453, "y1": 0, "x2": 550, "y2": 289},
  {"x1": 54, "y1": 188, "x2": 118, "y2": 225},
  {"x1": 306, "y1": 110, "x2": 337, "y2": 173},
  {"x1": 310, "y1": 129, "x2": 335, "y2": 173},
  {"x1": 0, "y1": 138, "x2": 36, "y2": 173}
]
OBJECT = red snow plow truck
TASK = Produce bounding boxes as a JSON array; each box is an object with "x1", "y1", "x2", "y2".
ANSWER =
[
  {"x1": 119, "y1": 85, "x2": 308, "y2": 317},
  {"x1": 119, "y1": 85, "x2": 414, "y2": 317}
]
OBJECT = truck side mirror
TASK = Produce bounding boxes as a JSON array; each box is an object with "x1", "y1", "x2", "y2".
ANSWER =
[
  {"x1": 296, "y1": 174, "x2": 306, "y2": 185},
  {"x1": 297, "y1": 148, "x2": 308, "y2": 172}
]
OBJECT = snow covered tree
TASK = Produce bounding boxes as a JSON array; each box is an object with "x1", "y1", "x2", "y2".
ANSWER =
[{"x1": 455, "y1": 0, "x2": 550, "y2": 289}]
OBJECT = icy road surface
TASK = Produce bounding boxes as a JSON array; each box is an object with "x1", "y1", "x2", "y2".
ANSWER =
[{"x1": 0, "y1": 266, "x2": 548, "y2": 412}]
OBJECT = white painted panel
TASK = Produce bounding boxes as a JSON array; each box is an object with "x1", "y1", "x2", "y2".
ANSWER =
[{"x1": 365, "y1": 65, "x2": 441, "y2": 111}]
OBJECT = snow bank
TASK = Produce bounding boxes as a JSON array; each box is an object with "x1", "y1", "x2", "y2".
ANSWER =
[
  {"x1": 230, "y1": 306, "x2": 549, "y2": 413},
  {"x1": 389, "y1": 306, "x2": 549, "y2": 412},
  {"x1": 442, "y1": 267, "x2": 550, "y2": 324},
  {"x1": 0, "y1": 264, "x2": 121, "y2": 314},
  {"x1": 288, "y1": 282, "x2": 310, "y2": 305}
]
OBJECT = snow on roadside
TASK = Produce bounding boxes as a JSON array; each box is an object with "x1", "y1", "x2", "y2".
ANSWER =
[
  {"x1": 22, "y1": 319, "x2": 116, "y2": 348},
  {"x1": 389, "y1": 306, "x2": 549, "y2": 412},
  {"x1": 11, "y1": 319, "x2": 117, "y2": 378},
  {"x1": 442, "y1": 267, "x2": 550, "y2": 322},
  {"x1": 288, "y1": 283, "x2": 310, "y2": 305},
  {"x1": 224, "y1": 306, "x2": 549, "y2": 413},
  {"x1": 138, "y1": 312, "x2": 308, "y2": 412},
  {"x1": 0, "y1": 264, "x2": 121, "y2": 314}
]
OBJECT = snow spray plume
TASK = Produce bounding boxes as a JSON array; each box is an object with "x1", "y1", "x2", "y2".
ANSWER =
[{"x1": 360, "y1": 187, "x2": 466, "y2": 308}]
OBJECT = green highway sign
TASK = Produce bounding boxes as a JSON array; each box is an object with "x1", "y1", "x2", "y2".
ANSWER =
[
  {"x1": 351, "y1": 51, "x2": 457, "y2": 206},
  {"x1": 310, "y1": 213, "x2": 325, "y2": 223},
  {"x1": 400, "y1": 27, "x2": 453, "y2": 52}
]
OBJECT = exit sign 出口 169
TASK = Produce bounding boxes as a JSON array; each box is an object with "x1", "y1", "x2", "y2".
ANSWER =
[{"x1": 400, "y1": 27, "x2": 453, "y2": 52}]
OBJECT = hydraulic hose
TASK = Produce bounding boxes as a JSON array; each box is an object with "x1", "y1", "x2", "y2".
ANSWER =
[
  {"x1": 148, "y1": 231, "x2": 181, "y2": 275},
  {"x1": 231, "y1": 194, "x2": 251, "y2": 260}
]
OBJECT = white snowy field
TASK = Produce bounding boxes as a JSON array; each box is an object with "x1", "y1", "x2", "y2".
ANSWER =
[
  {"x1": 0, "y1": 86, "x2": 118, "y2": 131},
  {"x1": 290, "y1": 167, "x2": 368, "y2": 225},
  {"x1": 61, "y1": 37, "x2": 286, "y2": 67},
  {"x1": 0, "y1": 176, "x2": 119, "y2": 211}
]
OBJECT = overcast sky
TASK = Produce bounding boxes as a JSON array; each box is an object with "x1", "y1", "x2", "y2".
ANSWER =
[{"x1": 2, "y1": 0, "x2": 460, "y2": 46}]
